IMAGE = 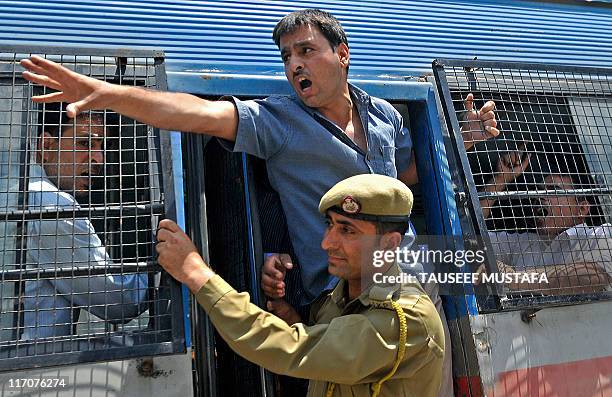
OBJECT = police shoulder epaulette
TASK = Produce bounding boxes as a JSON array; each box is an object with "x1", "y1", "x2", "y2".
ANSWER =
[{"x1": 368, "y1": 285, "x2": 399, "y2": 309}]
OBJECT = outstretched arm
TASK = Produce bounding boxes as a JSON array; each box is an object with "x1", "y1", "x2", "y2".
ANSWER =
[{"x1": 21, "y1": 56, "x2": 238, "y2": 141}]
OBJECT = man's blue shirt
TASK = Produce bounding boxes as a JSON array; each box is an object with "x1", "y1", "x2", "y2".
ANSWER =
[{"x1": 222, "y1": 84, "x2": 412, "y2": 303}]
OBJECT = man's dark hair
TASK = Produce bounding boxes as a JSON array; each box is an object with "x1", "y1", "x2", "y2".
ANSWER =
[
  {"x1": 38, "y1": 102, "x2": 115, "y2": 138},
  {"x1": 272, "y1": 9, "x2": 349, "y2": 51},
  {"x1": 375, "y1": 221, "x2": 409, "y2": 236},
  {"x1": 38, "y1": 102, "x2": 71, "y2": 138}
]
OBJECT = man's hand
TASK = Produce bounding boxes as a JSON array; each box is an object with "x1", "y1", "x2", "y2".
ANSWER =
[
  {"x1": 479, "y1": 143, "x2": 531, "y2": 219},
  {"x1": 21, "y1": 56, "x2": 119, "y2": 118},
  {"x1": 266, "y1": 299, "x2": 302, "y2": 325},
  {"x1": 474, "y1": 261, "x2": 515, "y2": 286},
  {"x1": 547, "y1": 262, "x2": 610, "y2": 296},
  {"x1": 156, "y1": 219, "x2": 214, "y2": 293},
  {"x1": 461, "y1": 93, "x2": 499, "y2": 150},
  {"x1": 495, "y1": 144, "x2": 531, "y2": 185},
  {"x1": 261, "y1": 253, "x2": 293, "y2": 299}
]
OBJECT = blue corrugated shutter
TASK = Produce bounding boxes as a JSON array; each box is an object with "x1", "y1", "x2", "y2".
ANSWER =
[{"x1": 1, "y1": 0, "x2": 611, "y2": 79}]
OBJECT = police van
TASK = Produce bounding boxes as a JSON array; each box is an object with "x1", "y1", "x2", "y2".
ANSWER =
[{"x1": 0, "y1": 1, "x2": 611, "y2": 396}]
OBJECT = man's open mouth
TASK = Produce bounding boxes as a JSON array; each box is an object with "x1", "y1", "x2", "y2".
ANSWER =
[
  {"x1": 531, "y1": 197, "x2": 548, "y2": 218},
  {"x1": 534, "y1": 206, "x2": 549, "y2": 218},
  {"x1": 533, "y1": 205, "x2": 549, "y2": 227},
  {"x1": 80, "y1": 168, "x2": 100, "y2": 177},
  {"x1": 298, "y1": 77, "x2": 312, "y2": 91}
]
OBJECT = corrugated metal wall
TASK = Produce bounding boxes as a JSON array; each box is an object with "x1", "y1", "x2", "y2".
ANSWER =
[{"x1": 1, "y1": 0, "x2": 611, "y2": 80}]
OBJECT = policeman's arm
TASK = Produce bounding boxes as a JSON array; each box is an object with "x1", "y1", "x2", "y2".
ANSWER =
[
  {"x1": 198, "y1": 278, "x2": 439, "y2": 384},
  {"x1": 155, "y1": 219, "x2": 440, "y2": 384},
  {"x1": 21, "y1": 56, "x2": 238, "y2": 141}
]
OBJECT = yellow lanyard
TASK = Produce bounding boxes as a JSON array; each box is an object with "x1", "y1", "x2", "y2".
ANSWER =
[{"x1": 325, "y1": 299, "x2": 407, "y2": 397}]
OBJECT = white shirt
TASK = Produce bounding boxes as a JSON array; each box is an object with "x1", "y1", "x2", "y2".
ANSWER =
[
  {"x1": 488, "y1": 223, "x2": 612, "y2": 274},
  {"x1": 22, "y1": 164, "x2": 148, "y2": 339}
]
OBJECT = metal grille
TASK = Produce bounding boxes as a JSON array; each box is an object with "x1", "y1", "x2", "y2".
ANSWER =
[
  {"x1": 0, "y1": 45, "x2": 184, "y2": 371},
  {"x1": 434, "y1": 59, "x2": 612, "y2": 310}
]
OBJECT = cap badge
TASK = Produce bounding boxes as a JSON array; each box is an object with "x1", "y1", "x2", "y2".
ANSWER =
[{"x1": 341, "y1": 196, "x2": 361, "y2": 214}]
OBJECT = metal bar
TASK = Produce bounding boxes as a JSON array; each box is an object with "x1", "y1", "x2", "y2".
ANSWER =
[
  {"x1": 167, "y1": 71, "x2": 433, "y2": 100},
  {"x1": 0, "y1": 203, "x2": 164, "y2": 221},
  {"x1": 0, "y1": 44, "x2": 165, "y2": 58},
  {"x1": 435, "y1": 58, "x2": 612, "y2": 76},
  {"x1": 184, "y1": 132, "x2": 217, "y2": 397},
  {"x1": 241, "y1": 153, "x2": 275, "y2": 397},
  {"x1": 478, "y1": 187, "x2": 612, "y2": 199},
  {"x1": 500, "y1": 291, "x2": 612, "y2": 310},
  {"x1": 0, "y1": 263, "x2": 158, "y2": 281},
  {"x1": 0, "y1": 341, "x2": 179, "y2": 372},
  {"x1": 155, "y1": 52, "x2": 187, "y2": 353}
]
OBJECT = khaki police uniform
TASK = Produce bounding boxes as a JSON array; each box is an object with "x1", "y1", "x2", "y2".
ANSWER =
[{"x1": 194, "y1": 174, "x2": 445, "y2": 396}]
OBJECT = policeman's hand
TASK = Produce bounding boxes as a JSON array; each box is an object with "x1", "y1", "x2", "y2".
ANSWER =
[
  {"x1": 156, "y1": 219, "x2": 214, "y2": 293},
  {"x1": 266, "y1": 299, "x2": 302, "y2": 325},
  {"x1": 20, "y1": 55, "x2": 118, "y2": 118},
  {"x1": 261, "y1": 253, "x2": 293, "y2": 298},
  {"x1": 496, "y1": 143, "x2": 531, "y2": 184},
  {"x1": 461, "y1": 93, "x2": 499, "y2": 150}
]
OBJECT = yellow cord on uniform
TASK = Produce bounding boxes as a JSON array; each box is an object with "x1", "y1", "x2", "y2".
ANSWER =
[
  {"x1": 325, "y1": 299, "x2": 407, "y2": 397},
  {"x1": 325, "y1": 381, "x2": 336, "y2": 397},
  {"x1": 371, "y1": 299, "x2": 407, "y2": 397}
]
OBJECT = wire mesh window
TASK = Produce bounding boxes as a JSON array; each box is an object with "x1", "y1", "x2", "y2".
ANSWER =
[
  {"x1": 0, "y1": 46, "x2": 184, "y2": 371},
  {"x1": 434, "y1": 60, "x2": 612, "y2": 310}
]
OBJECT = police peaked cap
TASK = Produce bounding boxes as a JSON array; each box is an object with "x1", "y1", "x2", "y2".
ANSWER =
[{"x1": 319, "y1": 174, "x2": 413, "y2": 223}]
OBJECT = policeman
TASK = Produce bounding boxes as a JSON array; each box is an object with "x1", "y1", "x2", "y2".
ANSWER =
[{"x1": 156, "y1": 174, "x2": 444, "y2": 397}]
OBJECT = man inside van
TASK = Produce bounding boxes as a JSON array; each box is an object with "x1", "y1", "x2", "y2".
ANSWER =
[
  {"x1": 20, "y1": 9, "x2": 497, "y2": 391},
  {"x1": 479, "y1": 149, "x2": 611, "y2": 294},
  {"x1": 22, "y1": 104, "x2": 148, "y2": 339}
]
